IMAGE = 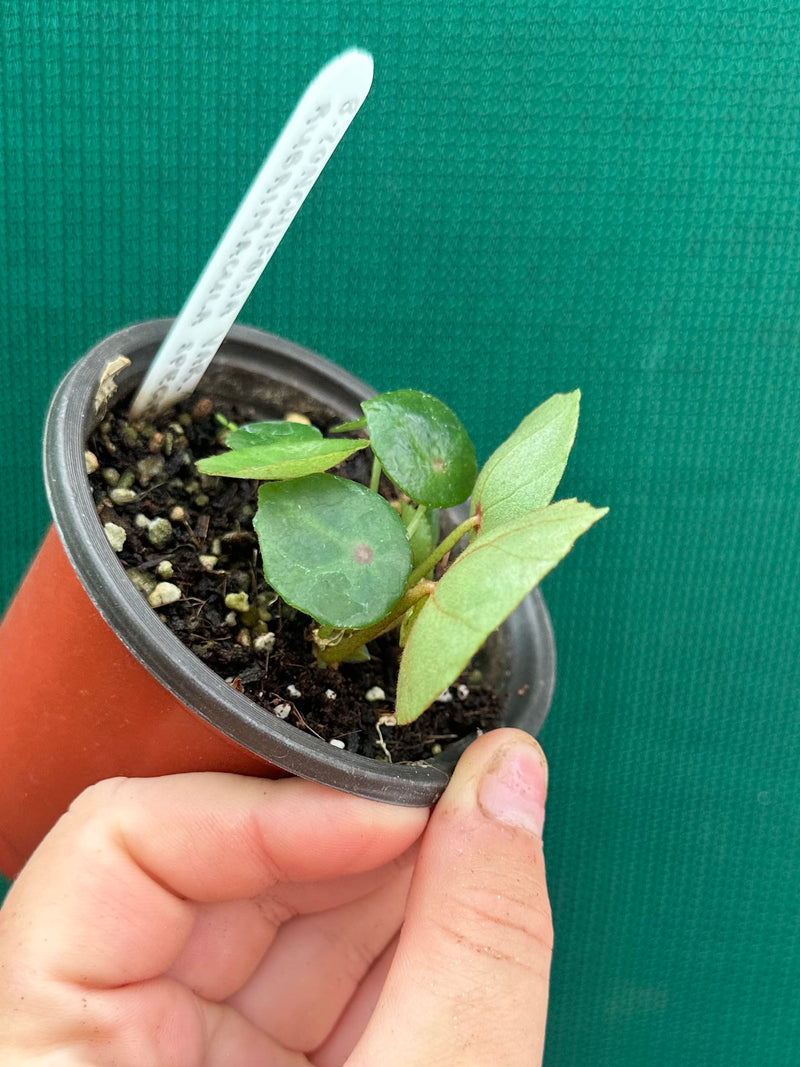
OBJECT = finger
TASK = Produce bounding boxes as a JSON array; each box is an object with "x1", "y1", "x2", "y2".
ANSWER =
[
  {"x1": 34, "y1": 978, "x2": 312, "y2": 1067},
  {"x1": 2, "y1": 772, "x2": 428, "y2": 991},
  {"x1": 312, "y1": 934, "x2": 399, "y2": 1066},
  {"x1": 168, "y1": 843, "x2": 420, "y2": 1002},
  {"x1": 227, "y1": 848, "x2": 414, "y2": 1050},
  {"x1": 349, "y1": 730, "x2": 552, "y2": 1067},
  {"x1": 1, "y1": 947, "x2": 311, "y2": 1066},
  {"x1": 269, "y1": 840, "x2": 421, "y2": 917}
]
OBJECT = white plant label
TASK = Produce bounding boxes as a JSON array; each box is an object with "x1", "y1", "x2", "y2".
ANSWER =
[{"x1": 129, "y1": 49, "x2": 373, "y2": 418}]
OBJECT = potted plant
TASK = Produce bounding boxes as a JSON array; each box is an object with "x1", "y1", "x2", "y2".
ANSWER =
[{"x1": 0, "y1": 319, "x2": 605, "y2": 877}]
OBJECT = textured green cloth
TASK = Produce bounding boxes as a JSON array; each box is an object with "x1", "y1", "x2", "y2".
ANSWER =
[{"x1": 2, "y1": 3, "x2": 800, "y2": 1063}]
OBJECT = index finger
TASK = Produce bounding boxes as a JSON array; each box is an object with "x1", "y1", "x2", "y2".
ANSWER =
[{"x1": 1, "y1": 772, "x2": 428, "y2": 989}]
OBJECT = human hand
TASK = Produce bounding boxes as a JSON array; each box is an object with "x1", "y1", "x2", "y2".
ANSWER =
[{"x1": 0, "y1": 729, "x2": 551, "y2": 1064}]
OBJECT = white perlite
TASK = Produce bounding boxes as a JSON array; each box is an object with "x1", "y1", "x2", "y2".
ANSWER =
[
  {"x1": 365, "y1": 686, "x2": 386, "y2": 702},
  {"x1": 435, "y1": 689, "x2": 454, "y2": 703},
  {"x1": 147, "y1": 582, "x2": 181, "y2": 608},
  {"x1": 103, "y1": 522, "x2": 126, "y2": 553},
  {"x1": 254, "y1": 632, "x2": 276, "y2": 653},
  {"x1": 286, "y1": 684, "x2": 302, "y2": 698},
  {"x1": 109, "y1": 487, "x2": 137, "y2": 505},
  {"x1": 274, "y1": 703, "x2": 292, "y2": 719},
  {"x1": 127, "y1": 568, "x2": 156, "y2": 595},
  {"x1": 329, "y1": 738, "x2": 346, "y2": 749},
  {"x1": 147, "y1": 517, "x2": 173, "y2": 549},
  {"x1": 225, "y1": 592, "x2": 250, "y2": 613}
]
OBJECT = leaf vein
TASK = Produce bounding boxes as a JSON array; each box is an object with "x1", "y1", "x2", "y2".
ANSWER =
[
  {"x1": 476, "y1": 460, "x2": 562, "y2": 514},
  {"x1": 476, "y1": 406, "x2": 569, "y2": 486},
  {"x1": 428, "y1": 590, "x2": 484, "y2": 634}
]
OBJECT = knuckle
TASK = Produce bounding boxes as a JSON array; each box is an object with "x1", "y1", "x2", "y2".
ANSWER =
[
  {"x1": 38, "y1": 778, "x2": 139, "y2": 864},
  {"x1": 253, "y1": 891, "x2": 294, "y2": 931},
  {"x1": 240, "y1": 807, "x2": 290, "y2": 886},
  {"x1": 66, "y1": 776, "x2": 133, "y2": 820}
]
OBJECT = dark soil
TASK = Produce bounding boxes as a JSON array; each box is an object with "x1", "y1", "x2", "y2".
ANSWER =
[{"x1": 85, "y1": 393, "x2": 503, "y2": 764}]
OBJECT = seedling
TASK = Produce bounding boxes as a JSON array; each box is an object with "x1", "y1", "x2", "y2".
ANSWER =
[{"x1": 196, "y1": 388, "x2": 607, "y2": 725}]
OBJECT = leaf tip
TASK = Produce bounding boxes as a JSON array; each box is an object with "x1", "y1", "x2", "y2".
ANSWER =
[{"x1": 393, "y1": 695, "x2": 422, "y2": 726}]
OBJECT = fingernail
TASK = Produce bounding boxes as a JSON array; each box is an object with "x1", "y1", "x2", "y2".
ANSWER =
[{"x1": 478, "y1": 739, "x2": 548, "y2": 837}]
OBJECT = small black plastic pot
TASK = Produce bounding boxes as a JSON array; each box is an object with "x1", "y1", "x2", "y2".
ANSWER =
[{"x1": 0, "y1": 320, "x2": 555, "y2": 872}]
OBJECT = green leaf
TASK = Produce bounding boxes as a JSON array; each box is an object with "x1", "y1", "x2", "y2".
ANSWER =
[
  {"x1": 395, "y1": 498, "x2": 608, "y2": 724},
  {"x1": 329, "y1": 416, "x2": 367, "y2": 434},
  {"x1": 362, "y1": 389, "x2": 477, "y2": 507},
  {"x1": 340, "y1": 644, "x2": 371, "y2": 663},
  {"x1": 195, "y1": 437, "x2": 368, "y2": 480},
  {"x1": 470, "y1": 392, "x2": 581, "y2": 535},
  {"x1": 254, "y1": 474, "x2": 413, "y2": 628},
  {"x1": 225, "y1": 420, "x2": 322, "y2": 449}
]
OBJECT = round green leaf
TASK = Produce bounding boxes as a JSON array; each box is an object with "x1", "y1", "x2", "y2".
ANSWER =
[
  {"x1": 254, "y1": 474, "x2": 413, "y2": 628},
  {"x1": 362, "y1": 390, "x2": 477, "y2": 507},
  {"x1": 226, "y1": 420, "x2": 322, "y2": 449}
]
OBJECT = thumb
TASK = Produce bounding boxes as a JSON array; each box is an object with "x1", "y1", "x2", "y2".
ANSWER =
[{"x1": 349, "y1": 729, "x2": 552, "y2": 1067}]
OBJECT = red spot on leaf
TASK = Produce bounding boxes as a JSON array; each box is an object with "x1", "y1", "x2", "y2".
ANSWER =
[{"x1": 353, "y1": 543, "x2": 374, "y2": 565}]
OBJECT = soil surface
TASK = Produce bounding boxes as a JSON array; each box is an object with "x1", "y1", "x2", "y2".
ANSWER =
[{"x1": 85, "y1": 394, "x2": 503, "y2": 764}]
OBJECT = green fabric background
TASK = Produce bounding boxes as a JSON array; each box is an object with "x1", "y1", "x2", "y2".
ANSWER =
[{"x1": 2, "y1": 3, "x2": 799, "y2": 1063}]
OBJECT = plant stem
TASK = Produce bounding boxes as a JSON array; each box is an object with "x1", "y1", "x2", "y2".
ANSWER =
[
  {"x1": 406, "y1": 513, "x2": 479, "y2": 588},
  {"x1": 404, "y1": 503, "x2": 427, "y2": 540},
  {"x1": 370, "y1": 454, "x2": 382, "y2": 494},
  {"x1": 315, "y1": 579, "x2": 436, "y2": 665}
]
